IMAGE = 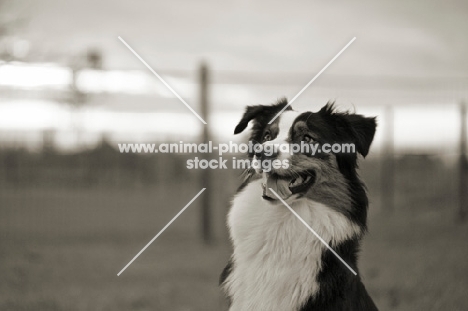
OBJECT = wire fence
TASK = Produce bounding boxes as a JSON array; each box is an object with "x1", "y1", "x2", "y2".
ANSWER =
[{"x1": 0, "y1": 64, "x2": 467, "y2": 243}]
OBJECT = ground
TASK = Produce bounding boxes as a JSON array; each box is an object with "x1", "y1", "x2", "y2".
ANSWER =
[{"x1": 0, "y1": 162, "x2": 467, "y2": 310}]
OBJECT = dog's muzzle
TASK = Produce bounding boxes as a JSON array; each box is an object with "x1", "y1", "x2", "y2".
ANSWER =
[{"x1": 261, "y1": 171, "x2": 316, "y2": 201}]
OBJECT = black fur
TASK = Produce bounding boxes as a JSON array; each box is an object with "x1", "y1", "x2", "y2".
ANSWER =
[
  {"x1": 234, "y1": 98, "x2": 291, "y2": 135},
  {"x1": 292, "y1": 102, "x2": 376, "y2": 228}
]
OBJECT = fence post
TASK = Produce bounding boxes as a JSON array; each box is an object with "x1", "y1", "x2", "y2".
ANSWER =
[
  {"x1": 200, "y1": 62, "x2": 213, "y2": 244},
  {"x1": 459, "y1": 101, "x2": 467, "y2": 222},
  {"x1": 381, "y1": 105, "x2": 395, "y2": 212}
]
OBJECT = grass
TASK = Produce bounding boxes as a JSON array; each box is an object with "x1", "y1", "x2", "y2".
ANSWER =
[
  {"x1": 0, "y1": 161, "x2": 467, "y2": 310},
  {"x1": 0, "y1": 183, "x2": 232, "y2": 311}
]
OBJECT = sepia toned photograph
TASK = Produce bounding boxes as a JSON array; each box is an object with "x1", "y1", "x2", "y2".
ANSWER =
[{"x1": 0, "y1": 0, "x2": 467, "y2": 310}]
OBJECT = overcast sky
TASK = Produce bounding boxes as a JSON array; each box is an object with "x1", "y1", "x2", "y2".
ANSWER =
[
  {"x1": 1, "y1": 0, "x2": 466, "y2": 151},
  {"x1": 10, "y1": 0, "x2": 468, "y2": 76}
]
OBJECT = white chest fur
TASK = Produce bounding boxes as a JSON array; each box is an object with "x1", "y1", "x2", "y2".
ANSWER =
[{"x1": 224, "y1": 179, "x2": 360, "y2": 311}]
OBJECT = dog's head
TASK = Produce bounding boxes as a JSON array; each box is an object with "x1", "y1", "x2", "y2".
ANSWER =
[{"x1": 235, "y1": 98, "x2": 376, "y2": 216}]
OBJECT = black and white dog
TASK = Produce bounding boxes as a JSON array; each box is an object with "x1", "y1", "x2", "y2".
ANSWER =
[{"x1": 220, "y1": 99, "x2": 378, "y2": 311}]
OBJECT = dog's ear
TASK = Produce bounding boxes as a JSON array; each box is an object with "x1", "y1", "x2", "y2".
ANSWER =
[
  {"x1": 234, "y1": 98, "x2": 292, "y2": 135},
  {"x1": 234, "y1": 105, "x2": 266, "y2": 134},
  {"x1": 319, "y1": 102, "x2": 376, "y2": 157},
  {"x1": 343, "y1": 114, "x2": 376, "y2": 157}
]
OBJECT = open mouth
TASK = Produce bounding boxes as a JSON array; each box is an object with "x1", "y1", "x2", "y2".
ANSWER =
[{"x1": 261, "y1": 171, "x2": 316, "y2": 201}]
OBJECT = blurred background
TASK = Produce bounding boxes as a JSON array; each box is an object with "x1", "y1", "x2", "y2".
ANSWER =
[{"x1": 0, "y1": 0, "x2": 467, "y2": 310}]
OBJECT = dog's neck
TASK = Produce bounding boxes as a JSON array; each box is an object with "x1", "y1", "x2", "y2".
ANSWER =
[{"x1": 224, "y1": 179, "x2": 362, "y2": 311}]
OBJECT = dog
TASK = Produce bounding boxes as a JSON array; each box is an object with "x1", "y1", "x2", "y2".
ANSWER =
[{"x1": 220, "y1": 99, "x2": 378, "y2": 311}]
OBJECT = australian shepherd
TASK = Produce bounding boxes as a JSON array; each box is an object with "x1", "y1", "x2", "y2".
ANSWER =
[{"x1": 220, "y1": 99, "x2": 378, "y2": 311}]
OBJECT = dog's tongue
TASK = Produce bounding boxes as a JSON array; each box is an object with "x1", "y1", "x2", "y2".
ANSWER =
[{"x1": 264, "y1": 174, "x2": 292, "y2": 200}]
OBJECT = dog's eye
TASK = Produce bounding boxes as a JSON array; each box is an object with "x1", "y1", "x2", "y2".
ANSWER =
[
  {"x1": 303, "y1": 134, "x2": 314, "y2": 143},
  {"x1": 263, "y1": 132, "x2": 272, "y2": 142}
]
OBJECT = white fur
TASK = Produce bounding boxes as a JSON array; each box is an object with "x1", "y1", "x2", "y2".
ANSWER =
[
  {"x1": 273, "y1": 110, "x2": 300, "y2": 144},
  {"x1": 224, "y1": 179, "x2": 361, "y2": 311},
  {"x1": 266, "y1": 110, "x2": 300, "y2": 162}
]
